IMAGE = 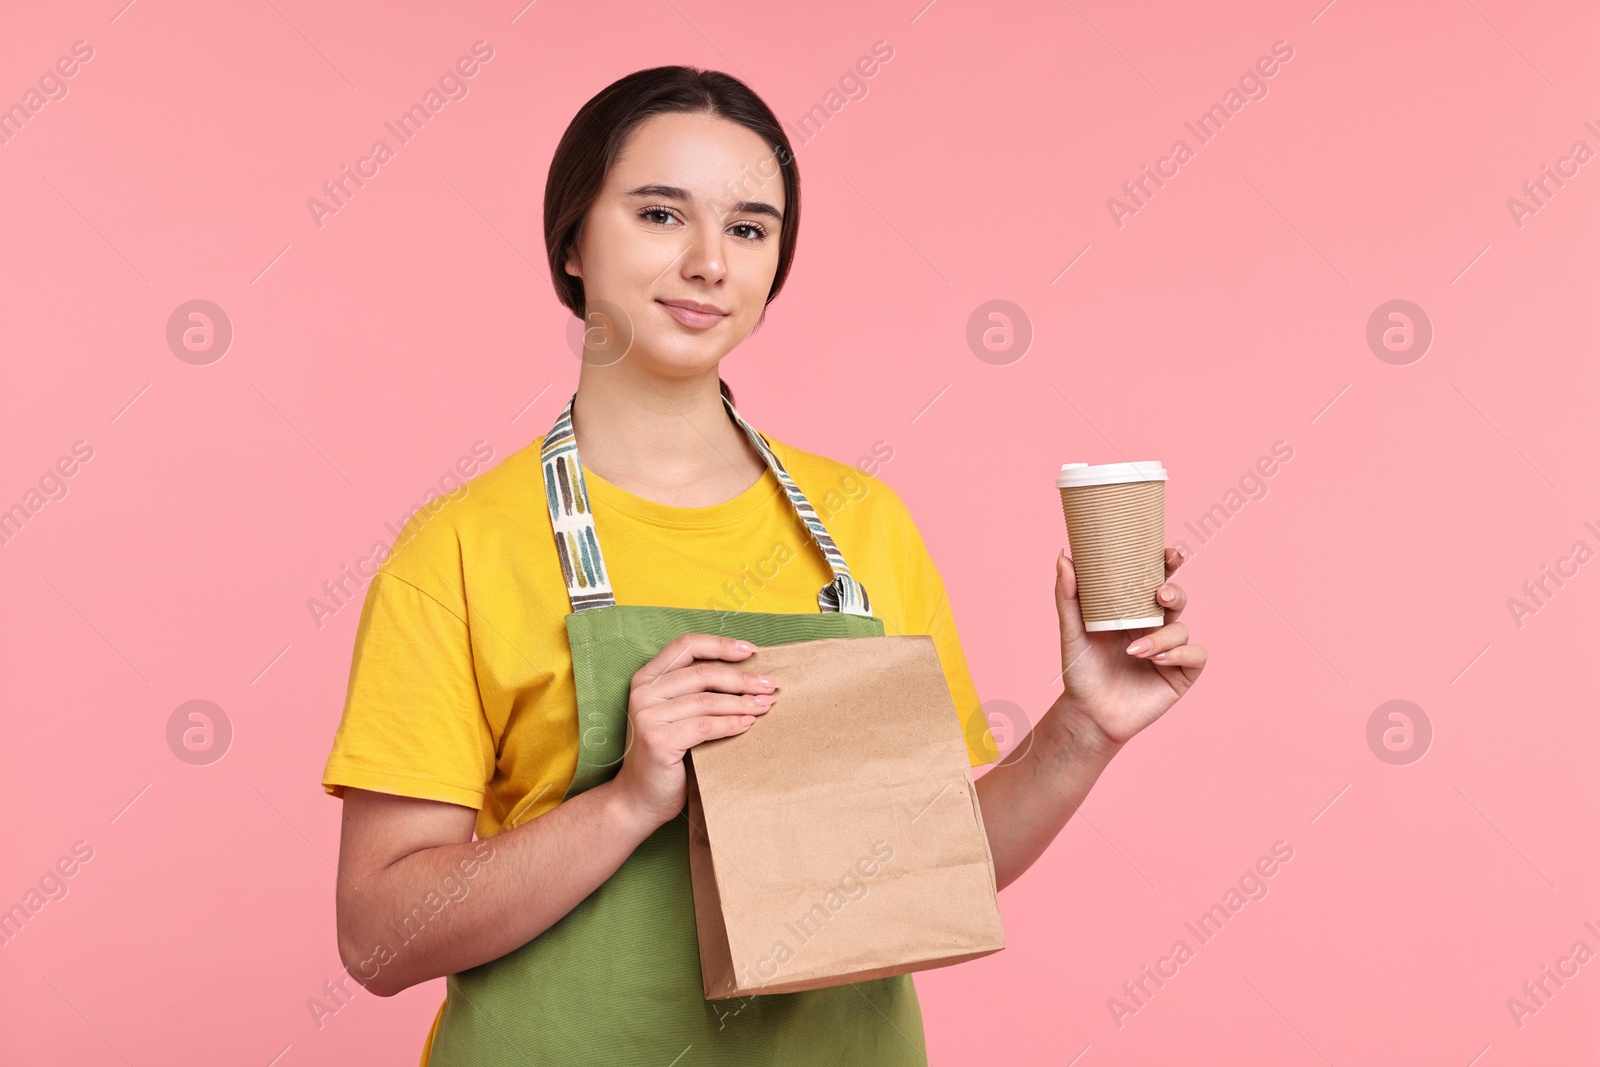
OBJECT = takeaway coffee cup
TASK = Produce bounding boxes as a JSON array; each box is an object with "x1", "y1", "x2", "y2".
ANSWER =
[{"x1": 1056, "y1": 461, "x2": 1168, "y2": 631}]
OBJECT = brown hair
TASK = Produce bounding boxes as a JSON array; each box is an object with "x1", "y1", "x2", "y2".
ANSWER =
[{"x1": 544, "y1": 66, "x2": 803, "y2": 410}]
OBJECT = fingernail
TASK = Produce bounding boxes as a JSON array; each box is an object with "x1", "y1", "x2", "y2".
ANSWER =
[
  {"x1": 1153, "y1": 652, "x2": 1169, "y2": 661},
  {"x1": 1159, "y1": 588, "x2": 1175, "y2": 602},
  {"x1": 736, "y1": 641, "x2": 757, "y2": 652},
  {"x1": 1126, "y1": 641, "x2": 1147, "y2": 655},
  {"x1": 752, "y1": 694, "x2": 774, "y2": 707},
  {"x1": 757, "y1": 676, "x2": 777, "y2": 688}
]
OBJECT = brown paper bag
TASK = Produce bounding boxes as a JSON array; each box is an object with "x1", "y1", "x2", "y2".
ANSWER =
[{"x1": 686, "y1": 634, "x2": 1006, "y2": 1000}]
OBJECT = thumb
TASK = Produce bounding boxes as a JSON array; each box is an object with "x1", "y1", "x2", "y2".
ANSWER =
[{"x1": 1055, "y1": 548, "x2": 1091, "y2": 668}]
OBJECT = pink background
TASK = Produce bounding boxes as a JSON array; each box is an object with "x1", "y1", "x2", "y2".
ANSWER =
[{"x1": 3, "y1": 0, "x2": 1597, "y2": 1063}]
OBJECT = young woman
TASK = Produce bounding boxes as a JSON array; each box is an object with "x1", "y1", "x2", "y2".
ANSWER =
[{"x1": 322, "y1": 66, "x2": 1205, "y2": 1066}]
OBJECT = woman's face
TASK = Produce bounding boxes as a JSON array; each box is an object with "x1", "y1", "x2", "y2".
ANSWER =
[{"x1": 564, "y1": 111, "x2": 786, "y2": 379}]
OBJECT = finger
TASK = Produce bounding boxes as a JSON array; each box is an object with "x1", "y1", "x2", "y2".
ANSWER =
[
  {"x1": 1055, "y1": 550, "x2": 1088, "y2": 641},
  {"x1": 1155, "y1": 580, "x2": 1187, "y2": 622},
  {"x1": 1124, "y1": 621, "x2": 1190, "y2": 658},
  {"x1": 664, "y1": 709, "x2": 760, "y2": 754},
  {"x1": 635, "y1": 633, "x2": 758, "y2": 690},
  {"x1": 649, "y1": 689, "x2": 774, "y2": 726},
  {"x1": 1055, "y1": 550, "x2": 1092, "y2": 671},
  {"x1": 637, "y1": 659, "x2": 778, "y2": 705},
  {"x1": 1164, "y1": 545, "x2": 1189, "y2": 578},
  {"x1": 1151, "y1": 643, "x2": 1207, "y2": 670}
]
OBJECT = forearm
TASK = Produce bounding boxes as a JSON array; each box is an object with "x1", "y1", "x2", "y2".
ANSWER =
[
  {"x1": 339, "y1": 778, "x2": 655, "y2": 996},
  {"x1": 975, "y1": 699, "x2": 1122, "y2": 892}
]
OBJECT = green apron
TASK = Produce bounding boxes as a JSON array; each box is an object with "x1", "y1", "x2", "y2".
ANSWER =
[{"x1": 426, "y1": 392, "x2": 930, "y2": 1066}]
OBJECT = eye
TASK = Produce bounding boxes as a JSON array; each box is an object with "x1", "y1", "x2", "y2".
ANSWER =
[
  {"x1": 639, "y1": 206, "x2": 680, "y2": 227},
  {"x1": 729, "y1": 221, "x2": 770, "y2": 242}
]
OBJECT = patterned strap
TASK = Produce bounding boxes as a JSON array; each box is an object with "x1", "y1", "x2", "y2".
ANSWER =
[{"x1": 540, "y1": 391, "x2": 873, "y2": 616}]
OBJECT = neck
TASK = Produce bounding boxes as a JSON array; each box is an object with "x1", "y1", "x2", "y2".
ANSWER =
[{"x1": 568, "y1": 364, "x2": 766, "y2": 506}]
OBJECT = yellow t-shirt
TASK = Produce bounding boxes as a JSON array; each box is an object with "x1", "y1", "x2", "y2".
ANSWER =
[{"x1": 320, "y1": 429, "x2": 1000, "y2": 1065}]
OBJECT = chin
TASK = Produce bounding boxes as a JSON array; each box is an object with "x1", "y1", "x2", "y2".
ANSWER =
[{"x1": 621, "y1": 341, "x2": 723, "y2": 381}]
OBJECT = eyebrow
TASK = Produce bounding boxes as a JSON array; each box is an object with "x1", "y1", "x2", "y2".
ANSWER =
[{"x1": 623, "y1": 183, "x2": 784, "y2": 222}]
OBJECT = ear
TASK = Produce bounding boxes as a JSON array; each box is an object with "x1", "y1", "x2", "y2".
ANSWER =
[{"x1": 563, "y1": 247, "x2": 583, "y2": 280}]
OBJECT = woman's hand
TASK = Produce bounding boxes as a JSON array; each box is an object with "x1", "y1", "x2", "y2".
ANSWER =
[
  {"x1": 1052, "y1": 546, "x2": 1207, "y2": 756},
  {"x1": 609, "y1": 633, "x2": 779, "y2": 832}
]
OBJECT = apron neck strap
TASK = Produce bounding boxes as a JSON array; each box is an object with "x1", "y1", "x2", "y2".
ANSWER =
[{"x1": 540, "y1": 390, "x2": 873, "y2": 616}]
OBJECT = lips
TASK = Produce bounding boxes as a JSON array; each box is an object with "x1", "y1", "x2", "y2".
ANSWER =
[{"x1": 657, "y1": 299, "x2": 728, "y2": 329}]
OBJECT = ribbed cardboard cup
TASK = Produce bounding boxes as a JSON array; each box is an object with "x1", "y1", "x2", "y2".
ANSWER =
[{"x1": 1057, "y1": 461, "x2": 1168, "y2": 632}]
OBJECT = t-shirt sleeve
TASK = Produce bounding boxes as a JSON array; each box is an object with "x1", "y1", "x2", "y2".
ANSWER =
[
  {"x1": 321, "y1": 570, "x2": 495, "y2": 809},
  {"x1": 893, "y1": 496, "x2": 1001, "y2": 769}
]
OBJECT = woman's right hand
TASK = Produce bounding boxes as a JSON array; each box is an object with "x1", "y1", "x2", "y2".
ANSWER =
[{"x1": 608, "y1": 633, "x2": 780, "y2": 832}]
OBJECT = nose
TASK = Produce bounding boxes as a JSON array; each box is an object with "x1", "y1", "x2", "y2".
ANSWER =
[{"x1": 677, "y1": 204, "x2": 728, "y2": 284}]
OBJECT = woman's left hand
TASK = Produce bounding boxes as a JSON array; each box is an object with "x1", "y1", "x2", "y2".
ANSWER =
[{"x1": 1051, "y1": 545, "x2": 1207, "y2": 755}]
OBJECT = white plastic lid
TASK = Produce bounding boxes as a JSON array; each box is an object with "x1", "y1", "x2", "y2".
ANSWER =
[{"x1": 1056, "y1": 460, "x2": 1167, "y2": 488}]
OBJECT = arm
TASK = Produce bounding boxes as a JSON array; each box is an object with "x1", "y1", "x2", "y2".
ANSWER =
[
  {"x1": 335, "y1": 633, "x2": 776, "y2": 997},
  {"x1": 975, "y1": 546, "x2": 1207, "y2": 892},
  {"x1": 335, "y1": 779, "x2": 654, "y2": 997},
  {"x1": 975, "y1": 701, "x2": 1121, "y2": 892}
]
